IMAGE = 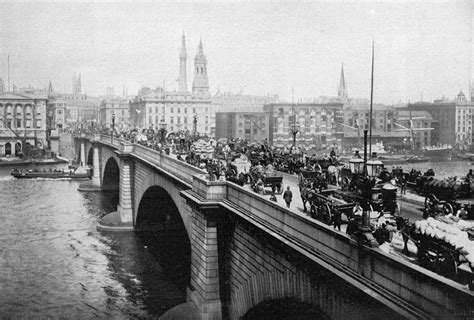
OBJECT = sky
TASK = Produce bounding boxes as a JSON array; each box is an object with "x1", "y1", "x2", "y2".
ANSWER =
[{"x1": 0, "y1": 0, "x2": 472, "y2": 104}]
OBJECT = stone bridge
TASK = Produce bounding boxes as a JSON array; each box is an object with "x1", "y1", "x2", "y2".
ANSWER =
[{"x1": 74, "y1": 134, "x2": 474, "y2": 320}]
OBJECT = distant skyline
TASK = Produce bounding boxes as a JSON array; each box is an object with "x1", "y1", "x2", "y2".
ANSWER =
[{"x1": 0, "y1": 1, "x2": 472, "y2": 104}]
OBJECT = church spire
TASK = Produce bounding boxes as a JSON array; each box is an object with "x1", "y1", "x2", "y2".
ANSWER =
[
  {"x1": 178, "y1": 33, "x2": 188, "y2": 92},
  {"x1": 338, "y1": 62, "x2": 348, "y2": 100},
  {"x1": 192, "y1": 38, "x2": 209, "y2": 95}
]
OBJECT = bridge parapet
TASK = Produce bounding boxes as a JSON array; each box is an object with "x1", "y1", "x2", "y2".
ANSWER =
[
  {"x1": 132, "y1": 144, "x2": 205, "y2": 185},
  {"x1": 220, "y1": 183, "x2": 474, "y2": 319}
]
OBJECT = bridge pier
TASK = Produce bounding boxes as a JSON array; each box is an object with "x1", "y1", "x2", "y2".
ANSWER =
[
  {"x1": 97, "y1": 143, "x2": 135, "y2": 231},
  {"x1": 91, "y1": 143, "x2": 101, "y2": 187},
  {"x1": 80, "y1": 141, "x2": 86, "y2": 166},
  {"x1": 187, "y1": 208, "x2": 222, "y2": 320}
]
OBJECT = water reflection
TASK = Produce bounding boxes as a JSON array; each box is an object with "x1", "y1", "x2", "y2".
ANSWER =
[{"x1": 0, "y1": 170, "x2": 187, "y2": 318}]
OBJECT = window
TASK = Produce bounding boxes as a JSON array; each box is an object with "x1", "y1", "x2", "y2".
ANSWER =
[
  {"x1": 178, "y1": 108, "x2": 180, "y2": 113},
  {"x1": 170, "y1": 117, "x2": 174, "y2": 124},
  {"x1": 171, "y1": 107, "x2": 174, "y2": 113},
  {"x1": 185, "y1": 108, "x2": 187, "y2": 114},
  {"x1": 36, "y1": 120, "x2": 42, "y2": 128},
  {"x1": 16, "y1": 120, "x2": 22, "y2": 128}
]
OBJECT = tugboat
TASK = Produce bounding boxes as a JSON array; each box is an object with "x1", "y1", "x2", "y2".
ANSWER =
[{"x1": 11, "y1": 166, "x2": 92, "y2": 180}]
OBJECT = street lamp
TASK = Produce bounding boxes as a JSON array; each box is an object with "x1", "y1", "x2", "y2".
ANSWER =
[
  {"x1": 158, "y1": 119, "x2": 167, "y2": 143},
  {"x1": 111, "y1": 113, "x2": 115, "y2": 143}
]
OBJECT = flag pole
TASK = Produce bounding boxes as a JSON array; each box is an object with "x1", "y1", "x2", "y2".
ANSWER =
[{"x1": 369, "y1": 40, "x2": 374, "y2": 158}]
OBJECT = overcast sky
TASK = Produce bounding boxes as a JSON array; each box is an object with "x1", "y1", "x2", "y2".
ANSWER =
[{"x1": 0, "y1": 0, "x2": 472, "y2": 104}]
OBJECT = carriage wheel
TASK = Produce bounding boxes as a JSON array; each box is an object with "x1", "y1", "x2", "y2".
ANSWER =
[
  {"x1": 437, "y1": 250, "x2": 458, "y2": 278},
  {"x1": 442, "y1": 203, "x2": 454, "y2": 216},
  {"x1": 417, "y1": 247, "x2": 433, "y2": 271},
  {"x1": 340, "y1": 177, "x2": 349, "y2": 191},
  {"x1": 424, "y1": 194, "x2": 437, "y2": 211},
  {"x1": 320, "y1": 203, "x2": 332, "y2": 224}
]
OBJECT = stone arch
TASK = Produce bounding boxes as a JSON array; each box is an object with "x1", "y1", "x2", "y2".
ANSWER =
[
  {"x1": 14, "y1": 142, "x2": 22, "y2": 156},
  {"x1": 5, "y1": 142, "x2": 11, "y2": 155},
  {"x1": 134, "y1": 163, "x2": 192, "y2": 238},
  {"x1": 135, "y1": 185, "x2": 191, "y2": 285},
  {"x1": 102, "y1": 157, "x2": 120, "y2": 191}
]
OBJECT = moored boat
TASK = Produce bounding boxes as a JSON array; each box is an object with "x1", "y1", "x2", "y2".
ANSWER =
[{"x1": 11, "y1": 166, "x2": 92, "y2": 180}]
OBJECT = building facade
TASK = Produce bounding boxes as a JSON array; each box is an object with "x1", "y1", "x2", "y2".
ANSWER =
[
  {"x1": 215, "y1": 112, "x2": 269, "y2": 143},
  {"x1": 0, "y1": 93, "x2": 48, "y2": 157},
  {"x1": 264, "y1": 102, "x2": 344, "y2": 151}
]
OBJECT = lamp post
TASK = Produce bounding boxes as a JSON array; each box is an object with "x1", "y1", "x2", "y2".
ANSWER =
[
  {"x1": 111, "y1": 113, "x2": 115, "y2": 143},
  {"x1": 193, "y1": 114, "x2": 198, "y2": 139},
  {"x1": 159, "y1": 119, "x2": 167, "y2": 143},
  {"x1": 289, "y1": 119, "x2": 300, "y2": 148}
]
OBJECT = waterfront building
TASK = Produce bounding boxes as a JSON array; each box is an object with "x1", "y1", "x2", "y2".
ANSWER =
[
  {"x1": 263, "y1": 101, "x2": 344, "y2": 151},
  {"x1": 0, "y1": 92, "x2": 49, "y2": 156},
  {"x1": 99, "y1": 95, "x2": 131, "y2": 128},
  {"x1": 215, "y1": 112, "x2": 269, "y2": 143},
  {"x1": 453, "y1": 90, "x2": 474, "y2": 148},
  {"x1": 130, "y1": 35, "x2": 214, "y2": 136},
  {"x1": 410, "y1": 89, "x2": 474, "y2": 151}
]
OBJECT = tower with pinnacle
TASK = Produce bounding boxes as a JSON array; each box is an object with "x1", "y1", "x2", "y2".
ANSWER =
[
  {"x1": 72, "y1": 72, "x2": 82, "y2": 94},
  {"x1": 192, "y1": 39, "x2": 209, "y2": 95},
  {"x1": 338, "y1": 63, "x2": 348, "y2": 100},
  {"x1": 178, "y1": 33, "x2": 188, "y2": 92}
]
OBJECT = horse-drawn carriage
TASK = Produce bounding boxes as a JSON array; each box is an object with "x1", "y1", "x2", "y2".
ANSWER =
[
  {"x1": 396, "y1": 216, "x2": 474, "y2": 289},
  {"x1": 249, "y1": 165, "x2": 283, "y2": 194},
  {"x1": 337, "y1": 158, "x2": 400, "y2": 215},
  {"x1": 305, "y1": 189, "x2": 355, "y2": 225}
]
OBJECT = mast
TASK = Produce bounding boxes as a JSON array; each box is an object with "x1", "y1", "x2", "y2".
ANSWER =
[
  {"x1": 7, "y1": 53, "x2": 10, "y2": 92},
  {"x1": 369, "y1": 40, "x2": 374, "y2": 157}
]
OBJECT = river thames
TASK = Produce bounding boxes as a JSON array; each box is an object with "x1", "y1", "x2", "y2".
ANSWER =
[{"x1": 0, "y1": 166, "x2": 187, "y2": 319}]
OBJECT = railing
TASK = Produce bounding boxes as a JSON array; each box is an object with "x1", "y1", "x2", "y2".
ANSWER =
[{"x1": 78, "y1": 133, "x2": 205, "y2": 185}]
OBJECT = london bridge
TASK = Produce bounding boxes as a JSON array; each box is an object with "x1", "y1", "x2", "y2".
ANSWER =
[{"x1": 71, "y1": 133, "x2": 474, "y2": 319}]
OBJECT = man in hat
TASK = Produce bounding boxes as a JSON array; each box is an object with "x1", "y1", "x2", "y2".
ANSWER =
[{"x1": 456, "y1": 204, "x2": 468, "y2": 220}]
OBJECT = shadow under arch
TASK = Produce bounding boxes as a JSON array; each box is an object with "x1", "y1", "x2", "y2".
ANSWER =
[
  {"x1": 135, "y1": 185, "x2": 191, "y2": 286},
  {"x1": 86, "y1": 147, "x2": 93, "y2": 166},
  {"x1": 102, "y1": 157, "x2": 120, "y2": 191},
  {"x1": 242, "y1": 298, "x2": 328, "y2": 320}
]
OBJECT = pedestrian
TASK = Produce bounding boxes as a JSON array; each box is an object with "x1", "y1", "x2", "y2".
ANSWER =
[
  {"x1": 401, "y1": 176, "x2": 407, "y2": 194},
  {"x1": 283, "y1": 186, "x2": 293, "y2": 208}
]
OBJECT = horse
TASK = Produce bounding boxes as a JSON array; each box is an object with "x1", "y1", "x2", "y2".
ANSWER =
[
  {"x1": 395, "y1": 216, "x2": 416, "y2": 255},
  {"x1": 327, "y1": 164, "x2": 345, "y2": 186}
]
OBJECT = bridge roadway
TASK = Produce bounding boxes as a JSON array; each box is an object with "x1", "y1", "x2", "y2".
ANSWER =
[{"x1": 75, "y1": 135, "x2": 474, "y2": 320}]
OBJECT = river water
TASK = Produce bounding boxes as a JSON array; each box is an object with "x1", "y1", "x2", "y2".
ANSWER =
[{"x1": 0, "y1": 166, "x2": 186, "y2": 319}]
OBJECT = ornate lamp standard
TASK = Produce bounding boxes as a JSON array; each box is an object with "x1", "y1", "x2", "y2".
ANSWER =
[
  {"x1": 158, "y1": 119, "x2": 167, "y2": 143},
  {"x1": 111, "y1": 113, "x2": 115, "y2": 143},
  {"x1": 289, "y1": 118, "x2": 300, "y2": 148}
]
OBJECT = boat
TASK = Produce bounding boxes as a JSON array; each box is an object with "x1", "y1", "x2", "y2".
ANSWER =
[
  {"x1": 419, "y1": 145, "x2": 452, "y2": 162},
  {"x1": 406, "y1": 155, "x2": 430, "y2": 163},
  {"x1": 11, "y1": 166, "x2": 92, "y2": 180},
  {"x1": 0, "y1": 157, "x2": 69, "y2": 167}
]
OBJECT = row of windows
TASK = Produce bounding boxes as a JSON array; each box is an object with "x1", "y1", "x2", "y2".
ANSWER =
[
  {"x1": 1, "y1": 119, "x2": 43, "y2": 128},
  {"x1": 146, "y1": 107, "x2": 211, "y2": 114}
]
